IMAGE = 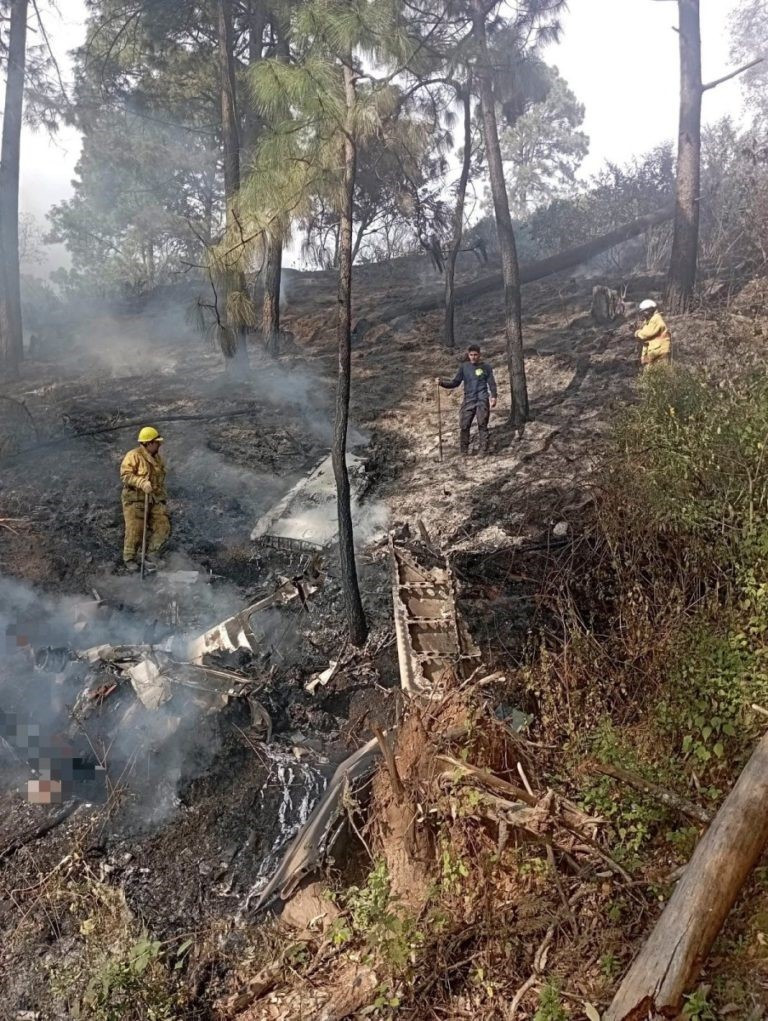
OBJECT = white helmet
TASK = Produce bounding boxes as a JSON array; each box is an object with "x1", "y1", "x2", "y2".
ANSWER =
[{"x1": 639, "y1": 299, "x2": 657, "y2": 311}]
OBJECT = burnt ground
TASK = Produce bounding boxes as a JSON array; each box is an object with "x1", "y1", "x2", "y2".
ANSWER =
[{"x1": 1, "y1": 249, "x2": 765, "y2": 1018}]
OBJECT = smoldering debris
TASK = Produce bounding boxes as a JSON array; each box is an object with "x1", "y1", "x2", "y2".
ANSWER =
[
  {"x1": 251, "y1": 451, "x2": 388, "y2": 551},
  {"x1": 0, "y1": 560, "x2": 328, "y2": 818},
  {"x1": 184, "y1": 565, "x2": 324, "y2": 664}
]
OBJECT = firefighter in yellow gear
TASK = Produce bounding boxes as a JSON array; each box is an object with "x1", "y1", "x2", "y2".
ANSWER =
[
  {"x1": 120, "y1": 426, "x2": 170, "y2": 572},
  {"x1": 635, "y1": 299, "x2": 671, "y2": 369}
]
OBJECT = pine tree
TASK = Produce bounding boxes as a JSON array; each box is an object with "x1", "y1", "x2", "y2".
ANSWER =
[
  {"x1": 246, "y1": 0, "x2": 417, "y2": 646},
  {"x1": 469, "y1": 0, "x2": 565, "y2": 432},
  {"x1": 0, "y1": 0, "x2": 28, "y2": 381}
]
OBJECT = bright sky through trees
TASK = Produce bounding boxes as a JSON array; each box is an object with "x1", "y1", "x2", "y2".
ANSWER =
[{"x1": 7, "y1": 0, "x2": 747, "y2": 274}]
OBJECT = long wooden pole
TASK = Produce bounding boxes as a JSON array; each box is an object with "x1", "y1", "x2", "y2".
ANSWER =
[
  {"x1": 605, "y1": 730, "x2": 768, "y2": 1020},
  {"x1": 140, "y1": 493, "x2": 149, "y2": 581},
  {"x1": 436, "y1": 382, "x2": 444, "y2": 463}
]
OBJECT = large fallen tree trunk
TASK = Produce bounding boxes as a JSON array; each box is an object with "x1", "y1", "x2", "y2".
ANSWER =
[
  {"x1": 605, "y1": 730, "x2": 768, "y2": 1021},
  {"x1": 370, "y1": 206, "x2": 674, "y2": 327}
]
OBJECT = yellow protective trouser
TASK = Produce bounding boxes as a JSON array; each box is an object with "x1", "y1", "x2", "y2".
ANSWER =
[
  {"x1": 641, "y1": 346, "x2": 671, "y2": 370},
  {"x1": 122, "y1": 497, "x2": 171, "y2": 563}
]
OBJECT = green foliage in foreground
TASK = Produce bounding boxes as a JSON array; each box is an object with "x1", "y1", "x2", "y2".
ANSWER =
[
  {"x1": 535, "y1": 368, "x2": 768, "y2": 870},
  {"x1": 613, "y1": 369, "x2": 768, "y2": 761},
  {"x1": 613, "y1": 368, "x2": 768, "y2": 562}
]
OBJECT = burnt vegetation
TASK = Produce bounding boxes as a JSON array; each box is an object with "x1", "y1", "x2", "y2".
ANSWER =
[{"x1": 1, "y1": 0, "x2": 768, "y2": 1019}]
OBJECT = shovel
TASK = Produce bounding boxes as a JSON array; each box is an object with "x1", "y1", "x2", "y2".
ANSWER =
[{"x1": 140, "y1": 492, "x2": 149, "y2": 581}]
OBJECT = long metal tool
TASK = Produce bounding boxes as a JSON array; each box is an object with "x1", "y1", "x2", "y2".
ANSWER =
[
  {"x1": 140, "y1": 492, "x2": 149, "y2": 580},
  {"x1": 436, "y1": 381, "x2": 444, "y2": 463}
]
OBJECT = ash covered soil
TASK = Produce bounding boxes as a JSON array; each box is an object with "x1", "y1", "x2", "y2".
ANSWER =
[{"x1": 1, "y1": 251, "x2": 764, "y2": 1018}]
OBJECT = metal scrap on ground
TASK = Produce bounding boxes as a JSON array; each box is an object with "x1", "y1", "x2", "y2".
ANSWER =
[
  {"x1": 390, "y1": 537, "x2": 482, "y2": 698},
  {"x1": 250, "y1": 537, "x2": 490, "y2": 913},
  {"x1": 251, "y1": 452, "x2": 367, "y2": 549},
  {"x1": 184, "y1": 568, "x2": 323, "y2": 664},
  {"x1": 248, "y1": 736, "x2": 382, "y2": 914}
]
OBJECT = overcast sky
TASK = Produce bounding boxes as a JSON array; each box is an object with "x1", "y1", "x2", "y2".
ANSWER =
[{"x1": 9, "y1": 0, "x2": 749, "y2": 275}]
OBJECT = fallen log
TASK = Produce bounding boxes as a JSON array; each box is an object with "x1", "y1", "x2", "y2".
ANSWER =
[
  {"x1": 605, "y1": 730, "x2": 768, "y2": 1021},
  {"x1": 593, "y1": 761, "x2": 711, "y2": 826},
  {"x1": 0, "y1": 408, "x2": 259, "y2": 463},
  {"x1": 369, "y1": 206, "x2": 674, "y2": 327}
]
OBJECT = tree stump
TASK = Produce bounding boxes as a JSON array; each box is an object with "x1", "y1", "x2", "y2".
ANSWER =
[{"x1": 591, "y1": 285, "x2": 623, "y2": 323}]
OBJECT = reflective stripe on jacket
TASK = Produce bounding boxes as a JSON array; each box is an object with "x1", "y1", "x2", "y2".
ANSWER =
[
  {"x1": 635, "y1": 312, "x2": 671, "y2": 357},
  {"x1": 120, "y1": 446, "x2": 167, "y2": 504}
]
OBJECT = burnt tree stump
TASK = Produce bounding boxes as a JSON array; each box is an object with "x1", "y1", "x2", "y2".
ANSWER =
[{"x1": 591, "y1": 285, "x2": 623, "y2": 323}]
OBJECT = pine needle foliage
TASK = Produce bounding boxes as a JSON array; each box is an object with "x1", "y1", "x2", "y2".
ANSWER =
[{"x1": 240, "y1": 0, "x2": 422, "y2": 246}]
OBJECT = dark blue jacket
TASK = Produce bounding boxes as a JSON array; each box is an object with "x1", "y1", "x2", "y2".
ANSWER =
[{"x1": 440, "y1": 361, "x2": 497, "y2": 404}]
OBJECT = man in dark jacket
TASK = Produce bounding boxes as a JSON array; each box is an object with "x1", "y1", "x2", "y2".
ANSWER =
[{"x1": 436, "y1": 344, "x2": 498, "y2": 456}]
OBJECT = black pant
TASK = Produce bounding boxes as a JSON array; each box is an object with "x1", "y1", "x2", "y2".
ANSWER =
[{"x1": 459, "y1": 400, "x2": 490, "y2": 453}]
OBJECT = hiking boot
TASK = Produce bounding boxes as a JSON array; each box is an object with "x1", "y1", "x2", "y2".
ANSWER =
[{"x1": 124, "y1": 561, "x2": 139, "y2": 574}]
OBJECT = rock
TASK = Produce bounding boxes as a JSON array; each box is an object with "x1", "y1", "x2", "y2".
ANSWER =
[
  {"x1": 280, "y1": 881, "x2": 341, "y2": 936},
  {"x1": 553, "y1": 521, "x2": 569, "y2": 538}
]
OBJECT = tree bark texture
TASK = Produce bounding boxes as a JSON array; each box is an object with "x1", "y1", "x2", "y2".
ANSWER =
[
  {"x1": 0, "y1": 0, "x2": 29, "y2": 381},
  {"x1": 367, "y1": 206, "x2": 675, "y2": 328},
  {"x1": 262, "y1": 7, "x2": 289, "y2": 357},
  {"x1": 245, "y1": 0, "x2": 266, "y2": 154},
  {"x1": 217, "y1": 0, "x2": 249, "y2": 367},
  {"x1": 444, "y1": 83, "x2": 472, "y2": 350},
  {"x1": 667, "y1": 0, "x2": 702, "y2": 314},
  {"x1": 218, "y1": 0, "x2": 240, "y2": 201},
  {"x1": 333, "y1": 63, "x2": 368, "y2": 648},
  {"x1": 263, "y1": 236, "x2": 282, "y2": 355},
  {"x1": 472, "y1": 0, "x2": 528, "y2": 429},
  {"x1": 605, "y1": 730, "x2": 768, "y2": 1020}
]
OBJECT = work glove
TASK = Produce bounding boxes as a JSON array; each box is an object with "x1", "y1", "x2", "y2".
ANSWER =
[{"x1": 139, "y1": 479, "x2": 153, "y2": 496}]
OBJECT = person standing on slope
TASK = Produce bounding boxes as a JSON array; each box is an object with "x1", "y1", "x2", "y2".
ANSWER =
[
  {"x1": 635, "y1": 299, "x2": 672, "y2": 369},
  {"x1": 120, "y1": 426, "x2": 170, "y2": 572},
  {"x1": 436, "y1": 344, "x2": 498, "y2": 456}
]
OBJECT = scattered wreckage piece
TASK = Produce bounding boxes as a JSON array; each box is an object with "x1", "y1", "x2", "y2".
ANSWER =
[
  {"x1": 390, "y1": 537, "x2": 482, "y2": 698},
  {"x1": 305, "y1": 642, "x2": 348, "y2": 695},
  {"x1": 72, "y1": 647, "x2": 272, "y2": 739},
  {"x1": 248, "y1": 736, "x2": 382, "y2": 914},
  {"x1": 184, "y1": 567, "x2": 323, "y2": 664},
  {"x1": 250, "y1": 452, "x2": 367, "y2": 549}
]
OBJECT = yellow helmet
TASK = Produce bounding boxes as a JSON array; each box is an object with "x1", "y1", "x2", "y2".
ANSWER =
[{"x1": 138, "y1": 426, "x2": 163, "y2": 444}]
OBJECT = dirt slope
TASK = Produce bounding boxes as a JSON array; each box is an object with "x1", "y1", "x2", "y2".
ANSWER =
[{"x1": 1, "y1": 249, "x2": 762, "y2": 1019}]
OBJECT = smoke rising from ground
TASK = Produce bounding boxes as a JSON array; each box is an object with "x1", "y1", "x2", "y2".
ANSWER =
[{"x1": 0, "y1": 569, "x2": 259, "y2": 824}]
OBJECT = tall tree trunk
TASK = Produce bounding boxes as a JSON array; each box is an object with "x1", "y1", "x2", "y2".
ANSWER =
[
  {"x1": 245, "y1": 0, "x2": 266, "y2": 153},
  {"x1": 444, "y1": 81, "x2": 472, "y2": 350},
  {"x1": 262, "y1": 7, "x2": 289, "y2": 358},
  {"x1": 217, "y1": 0, "x2": 249, "y2": 368},
  {"x1": 0, "y1": 0, "x2": 29, "y2": 382},
  {"x1": 333, "y1": 62, "x2": 368, "y2": 648},
  {"x1": 472, "y1": 0, "x2": 529, "y2": 430},
  {"x1": 263, "y1": 236, "x2": 282, "y2": 355},
  {"x1": 667, "y1": 0, "x2": 702, "y2": 314}
]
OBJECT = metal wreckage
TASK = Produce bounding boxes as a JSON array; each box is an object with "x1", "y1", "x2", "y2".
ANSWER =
[{"x1": 4, "y1": 447, "x2": 493, "y2": 913}]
